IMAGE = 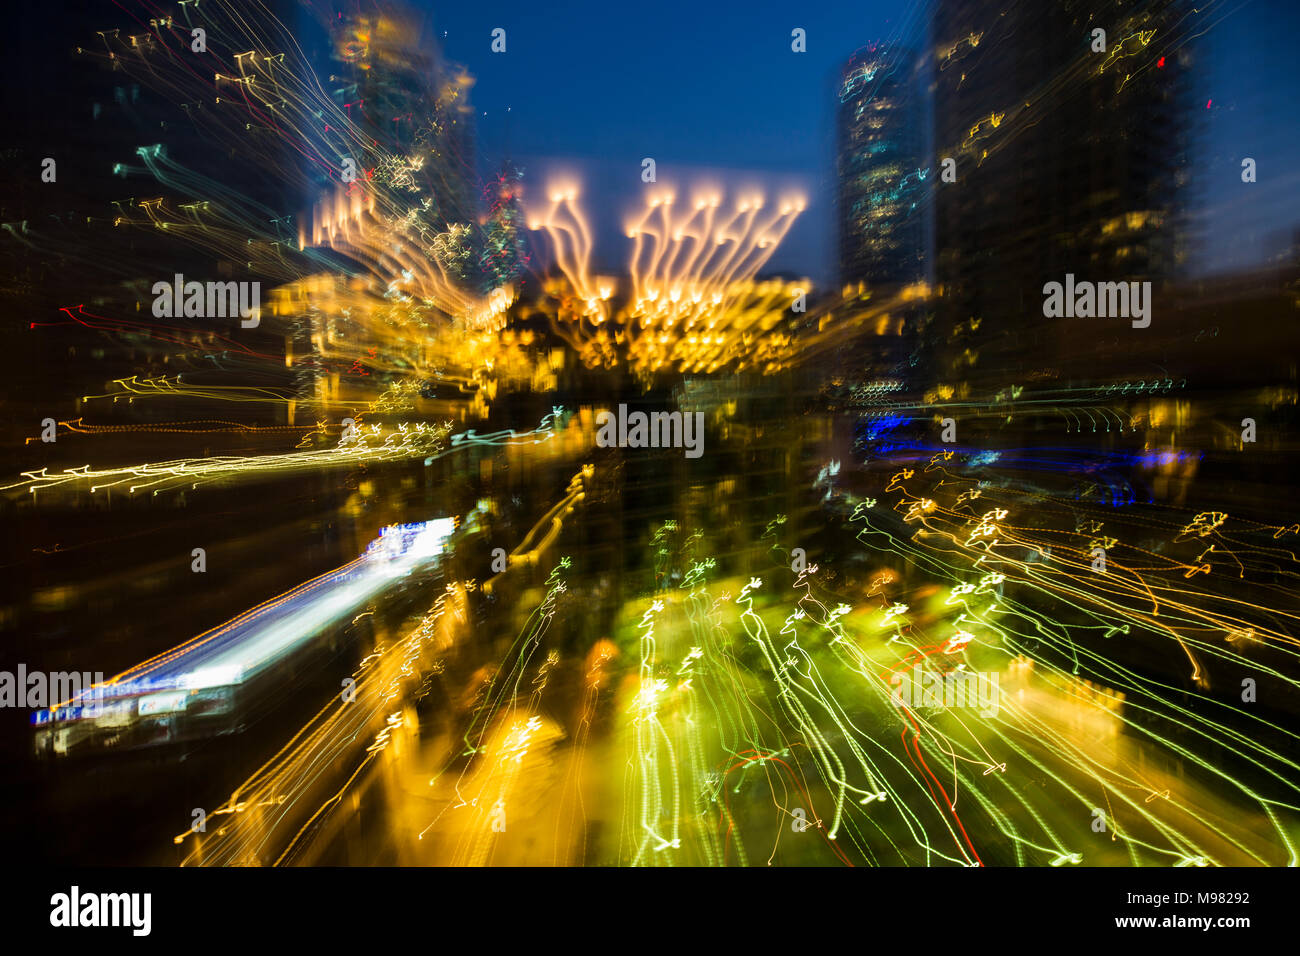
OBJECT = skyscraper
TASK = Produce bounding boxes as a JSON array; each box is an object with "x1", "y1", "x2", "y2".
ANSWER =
[
  {"x1": 836, "y1": 44, "x2": 927, "y2": 291},
  {"x1": 321, "y1": 1, "x2": 478, "y2": 237},
  {"x1": 930, "y1": 0, "x2": 1195, "y2": 378},
  {"x1": 479, "y1": 161, "x2": 529, "y2": 292}
]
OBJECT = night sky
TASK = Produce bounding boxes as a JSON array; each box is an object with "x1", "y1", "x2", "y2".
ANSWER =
[{"x1": 425, "y1": 0, "x2": 1300, "y2": 285}]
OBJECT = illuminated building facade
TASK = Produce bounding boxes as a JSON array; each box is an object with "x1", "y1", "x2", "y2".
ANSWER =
[
  {"x1": 323, "y1": 2, "x2": 478, "y2": 234},
  {"x1": 931, "y1": 0, "x2": 1195, "y2": 378},
  {"x1": 836, "y1": 44, "x2": 926, "y2": 290},
  {"x1": 285, "y1": 2, "x2": 485, "y2": 408},
  {"x1": 479, "y1": 161, "x2": 529, "y2": 291}
]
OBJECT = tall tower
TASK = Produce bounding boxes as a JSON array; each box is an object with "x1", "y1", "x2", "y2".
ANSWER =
[
  {"x1": 930, "y1": 0, "x2": 1195, "y2": 379},
  {"x1": 323, "y1": 1, "x2": 478, "y2": 239},
  {"x1": 479, "y1": 161, "x2": 529, "y2": 292},
  {"x1": 836, "y1": 44, "x2": 926, "y2": 291}
]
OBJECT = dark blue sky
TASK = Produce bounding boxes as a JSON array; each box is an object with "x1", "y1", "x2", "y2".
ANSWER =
[
  {"x1": 422, "y1": 0, "x2": 1299, "y2": 285},
  {"x1": 1195, "y1": 0, "x2": 1300, "y2": 273}
]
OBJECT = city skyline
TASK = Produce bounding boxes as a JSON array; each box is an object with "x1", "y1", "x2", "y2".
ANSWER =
[
  {"x1": 3, "y1": 0, "x2": 1298, "y2": 913},
  {"x1": 424, "y1": 0, "x2": 1300, "y2": 285}
]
